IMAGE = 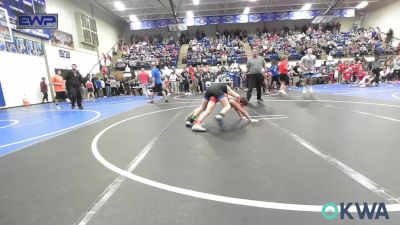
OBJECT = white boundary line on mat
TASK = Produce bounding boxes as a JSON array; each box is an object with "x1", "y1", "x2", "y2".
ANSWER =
[
  {"x1": 90, "y1": 100, "x2": 400, "y2": 217},
  {"x1": 0, "y1": 119, "x2": 19, "y2": 129}
]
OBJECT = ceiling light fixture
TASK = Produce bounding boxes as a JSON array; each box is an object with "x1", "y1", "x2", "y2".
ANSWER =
[
  {"x1": 301, "y1": 3, "x2": 312, "y2": 11},
  {"x1": 355, "y1": 1, "x2": 368, "y2": 9},
  {"x1": 130, "y1": 15, "x2": 138, "y2": 22},
  {"x1": 114, "y1": 1, "x2": 126, "y2": 11}
]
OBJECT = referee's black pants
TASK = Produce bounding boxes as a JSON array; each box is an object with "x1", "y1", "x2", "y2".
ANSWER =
[
  {"x1": 247, "y1": 73, "x2": 263, "y2": 101},
  {"x1": 372, "y1": 68, "x2": 381, "y2": 84},
  {"x1": 69, "y1": 87, "x2": 83, "y2": 108}
]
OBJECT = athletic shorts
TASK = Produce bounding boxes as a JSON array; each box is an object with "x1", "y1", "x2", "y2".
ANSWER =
[
  {"x1": 55, "y1": 91, "x2": 67, "y2": 100},
  {"x1": 88, "y1": 88, "x2": 94, "y2": 93},
  {"x1": 303, "y1": 72, "x2": 314, "y2": 78},
  {"x1": 153, "y1": 83, "x2": 163, "y2": 93},
  {"x1": 279, "y1": 74, "x2": 289, "y2": 84},
  {"x1": 204, "y1": 86, "x2": 226, "y2": 102},
  {"x1": 209, "y1": 96, "x2": 218, "y2": 103}
]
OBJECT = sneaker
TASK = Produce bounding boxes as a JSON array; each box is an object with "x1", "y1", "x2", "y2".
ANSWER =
[
  {"x1": 71, "y1": 105, "x2": 75, "y2": 109},
  {"x1": 279, "y1": 90, "x2": 288, "y2": 96},
  {"x1": 56, "y1": 106, "x2": 61, "y2": 110},
  {"x1": 165, "y1": 99, "x2": 169, "y2": 103},
  {"x1": 214, "y1": 114, "x2": 225, "y2": 127},
  {"x1": 66, "y1": 98, "x2": 71, "y2": 103},
  {"x1": 185, "y1": 120, "x2": 193, "y2": 127},
  {"x1": 78, "y1": 106, "x2": 84, "y2": 110},
  {"x1": 257, "y1": 99, "x2": 264, "y2": 102},
  {"x1": 149, "y1": 100, "x2": 154, "y2": 104},
  {"x1": 192, "y1": 124, "x2": 207, "y2": 132}
]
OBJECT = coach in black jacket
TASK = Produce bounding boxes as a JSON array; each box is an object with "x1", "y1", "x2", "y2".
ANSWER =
[{"x1": 65, "y1": 64, "x2": 84, "y2": 109}]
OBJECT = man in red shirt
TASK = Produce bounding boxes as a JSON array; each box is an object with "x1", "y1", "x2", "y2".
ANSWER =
[
  {"x1": 337, "y1": 60, "x2": 347, "y2": 84},
  {"x1": 187, "y1": 65, "x2": 198, "y2": 94},
  {"x1": 138, "y1": 68, "x2": 150, "y2": 98}
]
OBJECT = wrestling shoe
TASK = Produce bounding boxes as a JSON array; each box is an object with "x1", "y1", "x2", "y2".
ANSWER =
[
  {"x1": 192, "y1": 124, "x2": 207, "y2": 132},
  {"x1": 215, "y1": 114, "x2": 225, "y2": 127}
]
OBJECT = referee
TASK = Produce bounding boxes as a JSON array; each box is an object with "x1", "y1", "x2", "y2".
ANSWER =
[
  {"x1": 64, "y1": 64, "x2": 84, "y2": 109},
  {"x1": 246, "y1": 49, "x2": 266, "y2": 102}
]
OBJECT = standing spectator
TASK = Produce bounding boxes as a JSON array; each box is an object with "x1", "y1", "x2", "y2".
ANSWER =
[
  {"x1": 50, "y1": 70, "x2": 67, "y2": 109},
  {"x1": 180, "y1": 71, "x2": 190, "y2": 94},
  {"x1": 40, "y1": 77, "x2": 49, "y2": 103},
  {"x1": 393, "y1": 55, "x2": 400, "y2": 82},
  {"x1": 278, "y1": 56, "x2": 289, "y2": 96},
  {"x1": 110, "y1": 77, "x2": 119, "y2": 96},
  {"x1": 149, "y1": 63, "x2": 168, "y2": 103},
  {"x1": 91, "y1": 74, "x2": 98, "y2": 97},
  {"x1": 94, "y1": 77, "x2": 103, "y2": 97},
  {"x1": 337, "y1": 60, "x2": 347, "y2": 84},
  {"x1": 103, "y1": 75, "x2": 111, "y2": 97},
  {"x1": 170, "y1": 70, "x2": 178, "y2": 93},
  {"x1": 188, "y1": 65, "x2": 198, "y2": 94},
  {"x1": 64, "y1": 64, "x2": 84, "y2": 109},
  {"x1": 246, "y1": 49, "x2": 265, "y2": 102},
  {"x1": 300, "y1": 48, "x2": 317, "y2": 94},
  {"x1": 268, "y1": 61, "x2": 280, "y2": 93},
  {"x1": 100, "y1": 78, "x2": 106, "y2": 97},
  {"x1": 86, "y1": 79, "x2": 95, "y2": 101},
  {"x1": 138, "y1": 68, "x2": 150, "y2": 98}
]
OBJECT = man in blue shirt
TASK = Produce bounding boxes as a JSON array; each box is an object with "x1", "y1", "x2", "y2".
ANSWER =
[
  {"x1": 268, "y1": 61, "x2": 280, "y2": 93},
  {"x1": 150, "y1": 63, "x2": 168, "y2": 103}
]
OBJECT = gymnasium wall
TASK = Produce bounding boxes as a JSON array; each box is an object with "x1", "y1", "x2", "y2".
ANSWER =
[
  {"x1": 362, "y1": 0, "x2": 400, "y2": 40},
  {"x1": 45, "y1": 45, "x2": 100, "y2": 77},
  {"x1": 46, "y1": 0, "x2": 124, "y2": 54},
  {"x1": 0, "y1": 50, "x2": 48, "y2": 108},
  {"x1": 0, "y1": 0, "x2": 125, "y2": 108}
]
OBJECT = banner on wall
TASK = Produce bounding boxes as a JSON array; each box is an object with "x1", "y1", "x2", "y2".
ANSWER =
[
  {"x1": 208, "y1": 16, "x2": 221, "y2": 25},
  {"x1": 0, "y1": 37, "x2": 43, "y2": 56},
  {"x1": 130, "y1": 9, "x2": 355, "y2": 30},
  {"x1": 195, "y1": 17, "x2": 208, "y2": 26},
  {"x1": 51, "y1": 30, "x2": 74, "y2": 49},
  {"x1": 0, "y1": 0, "x2": 51, "y2": 39},
  {"x1": 0, "y1": 81, "x2": 5, "y2": 107}
]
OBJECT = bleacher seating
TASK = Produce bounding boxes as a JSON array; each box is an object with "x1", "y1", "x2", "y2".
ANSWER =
[
  {"x1": 185, "y1": 37, "x2": 247, "y2": 66},
  {"x1": 125, "y1": 42, "x2": 180, "y2": 70},
  {"x1": 248, "y1": 30, "x2": 379, "y2": 62}
]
